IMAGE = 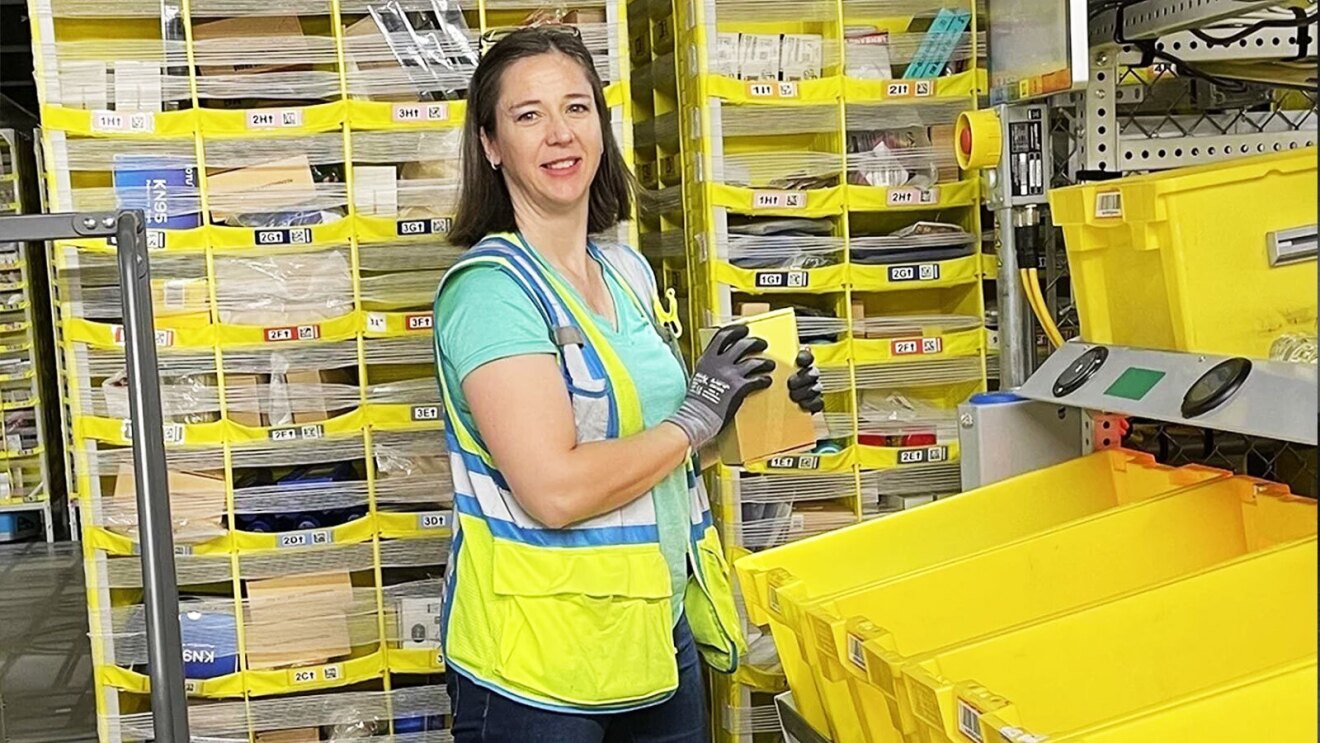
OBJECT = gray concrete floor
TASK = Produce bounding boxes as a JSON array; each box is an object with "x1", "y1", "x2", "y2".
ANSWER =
[{"x1": 0, "y1": 540, "x2": 97, "y2": 742}]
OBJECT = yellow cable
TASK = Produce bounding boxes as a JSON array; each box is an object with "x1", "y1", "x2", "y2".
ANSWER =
[
  {"x1": 1021, "y1": 268, "x2": 1064, "y2": 348},
  {"x1": 1028, "y1": 268, "x2": 1067, "y2": 347}
]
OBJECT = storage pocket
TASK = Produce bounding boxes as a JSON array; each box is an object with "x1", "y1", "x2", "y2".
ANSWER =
[{"x1": 491, "y1": 540, "x2": 677, "y2": 706}]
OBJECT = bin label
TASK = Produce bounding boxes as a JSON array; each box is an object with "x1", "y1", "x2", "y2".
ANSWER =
[
  {"x1": 887, "y1": 263, "x2": 941, "y2": 283},
  {"x1": 1094, "y1": 191, "x2": 1123, "y2": 218},
  {"x1": 279, "y1": 529, "x2": 332, "y2": 548},
  {"x1": 886, "y1": 186, "x2": 940, "y2": 207},
  {"x1": 897, "y1": 446, "x2": 948, "y2": 465},
  {"x1": 269, "y1": 424, "x2": 325, "y2": 442},
  {"x1": 885, "y1": 81, "x2": 913, "y2": 98},
  {"x1": 847, "y1": 633, "x2": 867, "y2": 671},
  {"x1": 366, "y1": 313, "x2": 388, "y2": 334},
  {"x1": 418, "y1": 511, "x2": 451, "y2": 530},
  {"x1": 891, "y1": 337, "x2": 944, "y2": 356},
  {"x1": 263, "y1": 324, "x2": 321, "y2": 342},
  {"x1": 957, "y1": 699, "x2": 985, "y2": 742},
  {"x1": 745, "y1": 81, "x2": 799, "y2": 99},
  {"x1": 410, "y1": 405, "x2": 441, "y2": 422},
  {"x1": 751, "y1": 190, "x2": 806, "y2": 210},
  {"x1": 397, "y1": 217, "x2": 453, "y2": 236},
  {"x1": 766, "y1": 455, "x2": 820, "y2": 470},
  {"x1": 753, "y1": 270, "x2": 809, "y2": 289},
  {"x1": 91, "y1": 111, "x2": 156, "y2": 134},
  {"x1": 254, "y1": 227, "x2": 312, "y2": 246},
  {"x1": 405, "y1": 313, "x2": 434, "y2": 331},
  {"x1": 246, "y1": 108, "x2": 303, "y2": 130},
  {"x1": 392, "y1": 102, "x2": 449, "y2": 123}
]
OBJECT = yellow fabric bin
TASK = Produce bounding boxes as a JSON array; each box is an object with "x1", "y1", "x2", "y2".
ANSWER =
[
  {"x1": 732, "y1": 449, "x2": 1229, "y2": 739},
  {"x1": 1049, "y1": 146, "x2": 1318, "y2": 359},
  {"x1": 902, "y1": 535, "x2": 1317, "y2": 743},
  {"x1": 809, "y1": 476, "x2": 1314, "y2": 743}
]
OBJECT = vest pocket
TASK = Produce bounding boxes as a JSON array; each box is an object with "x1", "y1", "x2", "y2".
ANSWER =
[{"x1": 490, "y1": 540, "x2": 678, "y2": 706}]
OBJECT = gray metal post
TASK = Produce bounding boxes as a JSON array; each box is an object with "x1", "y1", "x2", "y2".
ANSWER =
[
  {"x1": 115, "y1": 211, "x2": 190, "y2": 742},
  {"x1": 995, "y1": 209, "x2": 1030, "y2": 387},
  {"x1": 0, "y1": 211, "x2": 189, "y2": 741}
]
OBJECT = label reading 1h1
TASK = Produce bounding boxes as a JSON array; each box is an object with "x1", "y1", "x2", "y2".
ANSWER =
[{"x1": 1008, "y1": 118, "x2": 1044, "y2": 198}]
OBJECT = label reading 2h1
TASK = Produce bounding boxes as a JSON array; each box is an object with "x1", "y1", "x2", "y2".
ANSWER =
[
  {"x1": 888, "y1": 263, "x2": 940, "y2": 283},
  {"x1": 397, "y1": 217, "x2": 453, "y2": 236}
]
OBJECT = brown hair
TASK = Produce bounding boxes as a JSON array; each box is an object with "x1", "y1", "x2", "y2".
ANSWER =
[{"x1": 449, "y1": 27, "x2": 634, "y2": 248}]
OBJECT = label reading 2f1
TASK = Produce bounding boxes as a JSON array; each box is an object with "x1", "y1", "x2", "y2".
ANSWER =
[
  {"x1": 270, "y1": 424, "x2": 325, "y2": 442},
  {"x1": 264, "y1": 324, "x2": 321, "y2": 342},
  {"x1": 888, "y1": 264, "x2": 940, "y2": 283},
  {"x1": 754, "y1": 270, "x2": 809, "y2": 289},
  {"x1": 898, "y1": 446, "x2": 948, "y2": 465},
  {"x1": 891, "y1": 337, "x2": 944, "y2": 356},
  {"x1": 397, "y1": 217, "x2": 453, "y2": 236},
  {"x1": 254, "y1": 227, "x2": 312, "y2": 245}
]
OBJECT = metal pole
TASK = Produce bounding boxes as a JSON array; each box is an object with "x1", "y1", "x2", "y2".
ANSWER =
[
  {"x1": 115, "y1": 210, "x2": 190, "y2": 742},
  {"x1": 996, "y1": 208, "x2": 1030, "y2": 388}
]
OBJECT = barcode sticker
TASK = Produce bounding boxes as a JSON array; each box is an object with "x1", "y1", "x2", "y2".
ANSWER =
[
  {"x1": 163, "y1": 279, "x2": 187, "y2": 308},
  {"x1": 367, "y1": 313, "x2": 388, "y2": 334},
  {"x1": 847, "y1": 633, "x2": 867, "y2": 670},
  {"x1": 767, "y1": 585, "x2": 781, "y2": 613},
  {"x1": 914, "y1": 79, "x2": 935, "y2": 97},
  {"x1": 1095, "y1": 191, "x2": 1123, "y2": 218},
  {"x1": 958, "y1": 699, "x2": 985, "y2": 742},
  {"x1": 791, "y1": 513, "x2": 805, "y2": 531}
]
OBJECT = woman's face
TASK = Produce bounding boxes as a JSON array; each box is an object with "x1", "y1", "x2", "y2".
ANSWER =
[{"x1": 481, "y1": 51, "x2": 603, "y2": 218}]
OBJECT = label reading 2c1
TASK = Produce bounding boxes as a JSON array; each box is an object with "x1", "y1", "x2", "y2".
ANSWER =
[
  {"x1": 396, "y1": 217, "x2": 453, "y2": 236},
  {"x1": 887, "y1": 263, "x2": 941, "y2": 283},
  {"x1": 754, "y1": 270, "x2": 809, "y2": 289}
]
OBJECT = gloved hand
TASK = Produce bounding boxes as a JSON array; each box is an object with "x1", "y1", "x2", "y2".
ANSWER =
[
  {"x1": 667, "y1": 324, "x2": 774, "y2": 448},
  {"x1": 788, "y1": 349, "x2": 825, "y2": 414}
]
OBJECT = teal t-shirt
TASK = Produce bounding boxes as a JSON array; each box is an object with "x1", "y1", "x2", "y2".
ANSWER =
[{"x1": 435, "y1": 245, "x2": 691, "y2": 624}]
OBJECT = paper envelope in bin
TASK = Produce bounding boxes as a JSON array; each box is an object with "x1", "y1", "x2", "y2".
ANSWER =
[{"x1": 245, "y1": 572, "x2": 354, "y2": 670}]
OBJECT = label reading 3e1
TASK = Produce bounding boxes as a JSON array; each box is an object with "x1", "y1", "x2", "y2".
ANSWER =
[
  {"x1": 754, "y1": 270, "x2": 809, "y2": 289},
  {"x1": 411, "y1": 405, "x2": 441, "y2": 421},
  {"x1": 888, "y1": 264, "x2": 941, "y2": 282}
]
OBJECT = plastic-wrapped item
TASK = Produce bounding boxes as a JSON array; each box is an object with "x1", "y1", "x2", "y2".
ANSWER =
[
  {"x1": 358, "y1": 0, "x2": 480, "y2": 101},
  {"x1": 214, "y1": 250, "x2": 354, "y2": 326},
  {"x1": 727, "y1": 217, "x2": 843, "y2": 270},
  {"x1": 1270, "y1": 333, "x2": 1318, "y2": 363},
  {"x1": 103, "y1": 369, "x2": 221, "y2": 424},
  {"x1": 848, "y1": 126, "x2": 939, "y2": 187},
  {"x1": 851, "y1": 221, "x2": 975, "y2": 264}
]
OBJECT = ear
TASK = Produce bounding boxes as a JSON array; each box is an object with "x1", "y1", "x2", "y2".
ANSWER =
[{"x1": 479, "y1": 127, "x2": 501, "y2": 169}]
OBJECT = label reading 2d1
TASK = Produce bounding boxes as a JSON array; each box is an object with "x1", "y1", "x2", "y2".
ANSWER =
[
  {"x1": 887, "y1": 263, "x2": 941, "y2": 283},
  {"x1": 279, "y1": 529, "x2": 333, "y2": 548},
  {"x1": 254, "y1": 227, "x2": 312, "y2": 246},
  {"x1": 898, "y1": 446, "x2": 948, "y2": 465},
  {"x1": 397, "y1": 217, "x2": 453, "y2": 236},
  {"x1": 754, "y1": 270, "x2": 809, "y2": 289}
]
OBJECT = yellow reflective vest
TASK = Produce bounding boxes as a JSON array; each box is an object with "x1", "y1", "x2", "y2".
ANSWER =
[{"x1": 432, "y1": 232, "x2": 746, "y2": 712}]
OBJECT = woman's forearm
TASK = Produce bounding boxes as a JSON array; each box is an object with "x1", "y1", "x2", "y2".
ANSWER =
[{"x1": 527, "y1": 421, "x2": 691, "y2": 528}]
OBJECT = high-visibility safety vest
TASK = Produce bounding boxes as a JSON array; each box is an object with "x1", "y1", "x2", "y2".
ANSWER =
[{"x1": 432, "y1": 232, "x2": 746, "y2": 712}]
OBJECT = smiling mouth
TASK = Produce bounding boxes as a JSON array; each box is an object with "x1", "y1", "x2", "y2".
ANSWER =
[{"x1": 542, "y1": 157, "x2": 581, "y2": 171}]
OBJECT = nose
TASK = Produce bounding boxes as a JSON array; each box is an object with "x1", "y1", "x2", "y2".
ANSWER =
[{"x1": 545, "y1": 112, "x2": 574, "y2": 146}]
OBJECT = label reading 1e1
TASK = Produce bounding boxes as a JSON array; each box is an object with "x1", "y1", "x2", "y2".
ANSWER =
[
  {"x1": 397, "y1": 217, "x2": 453, "y2": 236},
  {"x1": 888, "y1": 264, "x2": 941, "y2": 283},
  {"x1": 254, "y1": 227, "x2": 312, "y2": 246},
  {"x1": 767, "y1": 455, "x2": 821, "y2": 470},
  {"x1": 754, "y1": 270, "x2": 809, "y2": 289}
]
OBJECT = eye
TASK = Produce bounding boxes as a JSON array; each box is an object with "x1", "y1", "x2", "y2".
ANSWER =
[
  {"x1": 568, "y1": 103, "x2": 591, "y2": 114},
  {"x1": 516, "y1": 110, "x2": 539, "y2": 123}
]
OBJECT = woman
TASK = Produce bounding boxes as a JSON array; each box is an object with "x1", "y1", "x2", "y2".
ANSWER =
[{"x1": 432, "y1": 27, "x2": 825, "y2": 742}]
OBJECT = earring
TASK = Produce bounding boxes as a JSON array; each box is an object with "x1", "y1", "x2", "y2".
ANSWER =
[{"x1": 490, "y1": 161, "x2": 500, "y2": 170}]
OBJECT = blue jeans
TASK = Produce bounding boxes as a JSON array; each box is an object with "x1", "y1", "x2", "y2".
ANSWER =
[{"x1": 447, "y1": 615, "x2": 708, "y2": 742}]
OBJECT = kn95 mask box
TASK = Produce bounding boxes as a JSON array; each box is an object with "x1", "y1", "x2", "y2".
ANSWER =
[{"x1": 702, "y1": 308, "x2": 818, "y2": 465}]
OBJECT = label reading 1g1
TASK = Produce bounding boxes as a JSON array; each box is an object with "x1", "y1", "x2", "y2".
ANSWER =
[
  {"x1": 888, "y1": 263, "x2": 941, "y2": 283},
  {"x1": 754, "y1": 270, "x2": 809, "y2": 289}
]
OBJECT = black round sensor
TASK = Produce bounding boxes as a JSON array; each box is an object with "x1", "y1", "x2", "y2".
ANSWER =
[
  {"x1": 1182, "y1": 357, "x2": 1252, "y2": 418},
  {"x1": 1053, "y1": 346, "x2": 1109, "y2": 397}
]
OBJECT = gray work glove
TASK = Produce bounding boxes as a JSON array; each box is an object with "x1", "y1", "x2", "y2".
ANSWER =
[
  {"x1": 788, "y1": 349, "x2": 825, "y2": 414},
  {"x1": 668, "y1": 324, "x2": 774, "y2": 448}
]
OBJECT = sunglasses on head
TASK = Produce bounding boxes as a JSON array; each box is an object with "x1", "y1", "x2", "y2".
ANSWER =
[{"x1": 479, "y1": 23, "x2": 583, "y2": 55}]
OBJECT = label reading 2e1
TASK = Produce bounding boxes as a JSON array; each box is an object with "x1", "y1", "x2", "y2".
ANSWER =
[
  {"x1": 254, "y1": 227, "x2": 312, "y2": 246},
  {"x1": 888, "y1": 263, "x2": 941, "y2": 283},
  {"x1": 754, "y1": 270, "x2": 809, "y2": 289},
  {"x1": 397, "y1": 218, "x2": 453, "y2": 236},
  {"x1": 269, "y1": 424, "x2": 325, "y2": 442},
  {"x1": 898, "y1": 446, "x2": 948, "y2": 465}
]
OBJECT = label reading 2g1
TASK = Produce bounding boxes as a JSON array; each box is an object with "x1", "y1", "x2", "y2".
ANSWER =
[
  {"x1": 754, "y1": 270, "x2": 809, "y2": 289},
  {"x1": 254, "y1": 227, "x2": 312, "y2": 246},
  {"x1": 396, "y1": 217, "x2": 453, "y2": 236},
  {"x1": 887, "y1": 263, "x2": 941, "y2": 283}
]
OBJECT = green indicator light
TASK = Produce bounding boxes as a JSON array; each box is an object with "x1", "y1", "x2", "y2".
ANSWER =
[{"x1": 1105, "y1": 367, "x2": 1166, "y2": 401}]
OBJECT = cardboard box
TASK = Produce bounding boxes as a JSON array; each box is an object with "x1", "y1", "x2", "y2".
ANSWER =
[
  {"x1": 226, "y1": 374, "x2": 266, "y2": 427},
  {"x1": 113, "y1": 465, "x2": 226, "y2": 541},
  {"x1": 284, "y1": 368, "x2": 354, "y2": 424},
  {"x1": 738, "y1": 302, "x2": 772, "y2": 318},
  {"x1": 192, "y1": 16, "x2": 312, "y2": 77},
  {"x1": 563, "y1": 9, "x2": 606, "y2": 23},
  {"x1": 717, "y1": 308, "x2": 817, "y2": 465},
  {"x1": 255, "y1": 728, "x2": 320, "y2": 743},
  {"x1": 207, "y1": 154, "x2": 318, "y2": 223},
  {"x1": 246, "y1": 572, "x2": 353, "y2": 670},
  {"x1": 343, "y1": 15, "x2": 422, "y2": 103}
]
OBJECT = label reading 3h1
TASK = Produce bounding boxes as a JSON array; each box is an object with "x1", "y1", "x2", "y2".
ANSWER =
[
  {"x1": 888, "y1": 264, "x2": 940, "y2": 282},
  {"x1": 754, "y1": 270, "x2": 809, "y2": 289}
]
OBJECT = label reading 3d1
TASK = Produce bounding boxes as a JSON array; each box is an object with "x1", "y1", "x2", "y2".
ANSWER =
[
  {"x1": 898, "y1": 446, "x2": 948, "y2": 465},
  {"x1": 752, "y1": 190, "x2": 806, "y2": 210},
  {"x1": 887, "y1": 263, "x2": 941, "y2": 283},
  {"x1": 754, "y1": 270, "x2": 809, "y2": 289},
  {"x1": 397, "y1": 217, "x2": 453, "y2": 236},
  {"x1": 418, "y1": 511, "x2": 451, "y2": 530},
  {"x1": 264, "y1": 324, "x2": 322, "y2": 342},
  {"x1": 891, "y1": 337, "x2": 944, "y2": 356}
]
